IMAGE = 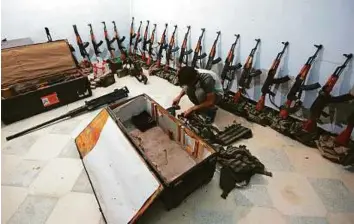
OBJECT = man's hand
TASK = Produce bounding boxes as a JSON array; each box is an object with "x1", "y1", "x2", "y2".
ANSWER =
[
  {"x1": 172, "y1": 96, "x2": 181, "y2": 106},
  {"x1": 183, "y1": 107, "x2": 195, "y2": 118}
]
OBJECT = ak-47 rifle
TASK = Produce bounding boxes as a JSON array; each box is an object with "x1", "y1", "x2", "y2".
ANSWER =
[
  {"x1": 233, "y1": 39, "x2": 262, "y2": 103},
  {"x1": 302, "y1": 53, "x2": 353, "y2": 132},
  {"x1": 146, "y1": 23, "x2": 157, "y2": 66},
  {"x1": 112, "y1": 21, "x2": 126, "y2": 56},
  {"x1": 255, "y1": 42, "x2": 290, "y2": 111},
  {"x1": 156, "y1": 23, "x2": 168, "y2": 67},
  {"x1": 88, "y1": 24, "x2": 103, "y2": 57},
  {"x1": 205, "y1": 31, "x2": 222, "y2": 70},
  {"x1": 220, "y1": 34, "x2": 242, "y2": 91},
  {"x1": 102, "y1": 21, "x2": 116, "y2": 58},
  {"x1": 178, "y1": 26, "x2": 193, "y2": 68},
  {"x1": 141, "y1": 20, "x2": 150, "y2": 61},
  {"x1": 191, "y1": 28, "x2": 207, "y2": 68},
  {"x1": 129, "y1": 17, "x2": 136, "y2": 54},
  {"x1": 73, "y1": 25, "x2": 90, "y2": 62},
  {"x1": 45, "y1": 27, "x2": 52, "y2": 42},
  {"x1": 133, "y1": 21, "x2": 142, "y2": 55},
  {"x1": 279, "y1": 44, "x2": 323, "y2": 119},
  {"x1": 164, "y1": 25, "x2": 180, "y2": 71},
  {"x1": 6, "y1": 87, "x2": 130, "y2": 141}
]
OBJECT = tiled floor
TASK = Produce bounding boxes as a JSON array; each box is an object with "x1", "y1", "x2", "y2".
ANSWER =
[{"x1": 2, "y1": 75, "x2": 354, "y2": 224}]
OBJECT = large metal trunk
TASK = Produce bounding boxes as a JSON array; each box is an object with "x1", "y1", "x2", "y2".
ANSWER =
[{"x1": 75, "y1": 94, "x2": 217, "y2": 223}]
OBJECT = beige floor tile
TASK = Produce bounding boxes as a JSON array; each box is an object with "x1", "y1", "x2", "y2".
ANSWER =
[
  {"x1": 284, "y1": 145, "x2": 343, "y2": 179},
  {"x1": 340, "y1": 173, "x2": 354, "y2": 194},
  {"x1": 236, "y1": 207, "x2": 287, "y2": 224},
  {"x1": 327, "y1": 213, "x2": 354, "y2": 224},
  {"x1": 29, "y1": 158, "x2": 82, "y2": 197},
  {"x1": 1, "y1": 186, "x2": 28, "y2": 223},
  {"x1": 2, "y1": 155, "x2": 22, "y2": 182},
  {"x1": 45, "y1": 192, "x2": 101, "y2": 224},
  {"x1": 25, "y1": 134, "x2": 71, "y2": 160},
  {"x1": 267, "y1": 171, "x2": 327, "y2": 217}
]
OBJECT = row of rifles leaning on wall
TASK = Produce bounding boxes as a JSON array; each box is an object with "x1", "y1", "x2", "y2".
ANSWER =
[{"x1": 50, "y1": 17, "x2": 353, "y2": 166}]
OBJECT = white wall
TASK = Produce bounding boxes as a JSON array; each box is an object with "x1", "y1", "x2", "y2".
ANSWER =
[
  {"x1": 131, "y1": 0, "x2": 354, "y2": 134},
  {"x1": 1, "y1": 0, "x2": 131, "y2": 60}
]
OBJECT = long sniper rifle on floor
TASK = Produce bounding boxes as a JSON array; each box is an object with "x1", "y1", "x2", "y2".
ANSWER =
[
  {"x1": 233, "y1": 39, "x2": 262, "y2": 103},
  {"x1": 220, "y1": 34, "x2": 242, "y2": 91},
  {"x1": 133, "y1": 21, "x2": 142, "y2": 55},
  {"x1": 6, "y1": 87, "x2": 130, "y2": 141},
  {"x1": 146, "y1": 23, "x2": 157, "y2": 66},
  {"x1": 255, "y1": 41, "x2": 290, "y2": 111},
  {"x1": 205, "y1": 31, "x2": 222, "y2": 70},
  {"x1": 302, "y1": 53, "x2": 353, "y2": 132},
  {"x1": 164, "y1": 25, "x2": 180, "y2": 71},
  {"x1": 102, "y1": 21, "x2": 116, "y2": 58},
  {"x1": 279, "y1": 44, "x2": 323, "y2": 119},
  {"x1": 88, "y1": 24, "x2": 103, "y2": 57},
  {"x1": 129, "y1": 17, "x2": 136, "y2": 54},
  {"x1": 141, "y1": 20, "x2": 150, "y2": 61},
  {"x1": 191, "y1": 28, "x2": 207, "y2": 68},
  {"x1": 178, "y1": 26, "x2": 193, "y2": 68},
  {"x1": 73, "y1": 25, "x2": 90, "y2": 62},
  {"x1": 156, "y1": 23, "x2": 168, "y2": 67},
  {"x1": 112, "y1": 21, "x2": 126, "y2": 54}
]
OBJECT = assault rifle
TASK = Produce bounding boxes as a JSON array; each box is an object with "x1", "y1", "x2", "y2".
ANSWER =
[
  {"x1": 45, "y1": 27, "x2": 52, "y2": 42},
  {"x1": 73, "y1": 25, "x2": 90, "y2": 62},
  {"x1": 164, "y1": 25, "x2": 180, "y2": 71},
  {"x1": 102, "y1": 21, "x2": 116, "y2": 58},
  {"x1": 178, "y1": 26, "x2": 193, "y2": 68},
  {"x1": 205, "y1": 31, "x2": 222, "y2": 70},
  {"x1": 156, "y1": 23, "x2": 168, "y2": 67},
  {"x1": 220, "y1": 34, "x2": 242, "y2": 91},
  {"x1": 133, "y1": 21, "x2": 142, "y2": 55},
  {"x1": 112, "y1": 21, "x2": 126, "y2": 55},
  {"x1": 88, "y1": 24, "x2": 103, "y2": 57},
  {"x1": 6, "y1": 87, "x2": 130, "y2": 141},
  {"x1": 279, "y1": 44, "x2": 323, "y2": 119},
  {"x1": 255, "y1": 41, "x2": 290, "y2": 111},
  {"x1": 129, "y1": 17, "x2": 136, "y2": 54},
  {"x1": 191, "y1": 28, "x2": 207, "y2": 68},
  {"x1": 141, "y1": 20, "x2": 150, "y2": 61},
  {"x1": 146, "y1": 23, "x2": 157, "y2": 66},
  {"x1": 302, "y1": 53, "x2": 353, "y2": 132},
  {"x1": 233, "y1": 39, "x2": 262, "y2": 103}
]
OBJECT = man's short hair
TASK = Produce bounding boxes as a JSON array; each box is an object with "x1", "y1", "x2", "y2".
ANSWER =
[{"x1": 178, "y1": 66, "x2": 198, "y2": 86}]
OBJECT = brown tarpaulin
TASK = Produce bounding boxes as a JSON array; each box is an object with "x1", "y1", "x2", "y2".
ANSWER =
[{"x1": 1, "y1": 40, "x2": 77, "y2": 88}]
